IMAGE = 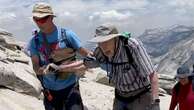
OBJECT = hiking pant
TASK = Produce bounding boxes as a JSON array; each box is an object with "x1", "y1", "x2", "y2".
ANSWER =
[
  {"x1": 44, "y1": 83, "x2": 84, "y2": 110},
  {"x1": 113, "y1": 91, "x2": 160, "y2": 110}
]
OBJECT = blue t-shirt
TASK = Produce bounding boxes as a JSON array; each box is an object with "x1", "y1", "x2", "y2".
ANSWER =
[{"x1": 28, "y1": 26, "x2": 81, "y2": 90}]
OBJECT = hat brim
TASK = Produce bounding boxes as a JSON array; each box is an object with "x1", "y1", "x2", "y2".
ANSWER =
[
  {"x1": 88, "y1": 34, "x2": 121, "y2": 43},
  {"x1": 175, "y1": 74, "x2": 191, "y2": 78},
  {"x1": 32, "y1": 12, "x2": 56, "y2": 18}
]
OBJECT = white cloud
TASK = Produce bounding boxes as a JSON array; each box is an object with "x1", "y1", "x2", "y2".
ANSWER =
[
  {"x1": 169, "y1": 0, "x2": 194, "y2": 8},
  {"x1": 90, "y1": 10, "x2": 132, "y2": 21},
  {"x1": 0, "y1": 12, "x2": 16, "y2": 22},
  {"x1": 0, "y1": 0, "x2": 193, "y2": 42},
  {"x1": 167, "y1": 0, "x2": 194, "y2": 15},
  {"x1": 60, "y1": 11, "x2": 77, "y2": 18},
  {"x1": 110, "y1": 0, "x2": 149, "y2": 10}
]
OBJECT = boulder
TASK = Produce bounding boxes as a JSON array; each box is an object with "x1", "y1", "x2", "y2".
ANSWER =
[
  {"x1": 0, "y1": 29, "x2": 20, "y2": 50},
  {"x1": 158, "y1": 74, "x2": 176, "y2": 94},
  {"x1": 0, "y1": 88, "x2": 44, "y2": 110},
  {"x1": 0, "y1": 38, "x2": 42, "y2": 98},
  {"x1": 94, "y1": 68, "x2": 176, "y2": 95},
  {"x1": 0, "y1": 60, "x2": 42, "y2": 97},
  {"x1": 81, "y1": 71, "x2": 172, "y2": 110},
  {"x1": 80, "y1": 72, "x2": 114, "y2": 110}
]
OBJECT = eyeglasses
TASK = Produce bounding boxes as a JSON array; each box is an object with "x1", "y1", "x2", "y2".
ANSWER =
[{"x1": 33, "y1": 16, "x2": 50, "y2": 24}]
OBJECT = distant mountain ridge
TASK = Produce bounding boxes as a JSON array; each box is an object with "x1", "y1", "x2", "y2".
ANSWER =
[
  {"x1": 139, "y1": 25, "x2": 194, "y2": 57},
  {"x1": 139, "y1": 25, "x2": 194, "y2": 75}
]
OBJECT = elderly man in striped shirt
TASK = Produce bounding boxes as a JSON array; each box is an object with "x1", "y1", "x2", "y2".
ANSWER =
[{"x1": 89, "y1": 24, "x2": 160, "y2": 110}]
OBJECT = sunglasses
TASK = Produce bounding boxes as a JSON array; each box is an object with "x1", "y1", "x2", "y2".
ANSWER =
[{"x1": 33, "y1": 16, "x2": 50, "y2": 24}]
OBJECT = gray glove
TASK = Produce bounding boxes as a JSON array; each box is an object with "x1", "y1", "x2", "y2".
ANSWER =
[{"x1": 83, "y1": 56, "x2": 99, "y2": 68}]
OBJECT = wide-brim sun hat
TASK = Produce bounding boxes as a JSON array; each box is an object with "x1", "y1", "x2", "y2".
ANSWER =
[
  {"x1": 32, "y1": 2, "x2": 56, "y2": 18},
  {"x1": 89, "y1": 24, "x2": 122, "y2": 43}
]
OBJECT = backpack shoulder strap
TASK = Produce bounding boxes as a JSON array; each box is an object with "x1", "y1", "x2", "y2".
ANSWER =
[
  {"x1": 190, "y1": 76, "x2": 194, "y2": 92},
  {"x1": 33, "y1": 29, "x2": 39, "y2": 49},
  {"x1": 58, "y1": 28, "x2": 73, "y2": 48},
  {"x1": 119, "y1": 35, "x2": 134, "y2": 64},
  {"x1": 174, "y1": 82, "x2": 180, "y2": 95},
  {"x1": 32, "y1": 30, "x2": 47, "y2": 89}
]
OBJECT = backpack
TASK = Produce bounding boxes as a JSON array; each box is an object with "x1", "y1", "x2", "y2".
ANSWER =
[
  {"x1": 119, "y1": 32, "x2": 134, "y2": 64},
  {"x1": 104, "y1": 32, "x2": 140, "y2": 84},
  {"x1": 109, "y1": 32, "x2": 151, "y2": 96},
  {"x1": 33, "y1": 28, "x2": 74, "y2": 66},
  {"x1": 120, "y1": 32, "x2": 146, "y2": 86}
]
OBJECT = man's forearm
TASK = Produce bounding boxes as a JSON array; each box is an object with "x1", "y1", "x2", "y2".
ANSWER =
[
  {"x1": 150, "y1": 72, "x2": 159, "y2": 100},
  {"x1": 59, "y1": 60, "x2": 87, "y2": 74}
]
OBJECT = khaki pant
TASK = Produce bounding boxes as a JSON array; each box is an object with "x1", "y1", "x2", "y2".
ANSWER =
[{"x1": 113, "y1": 91, "x2": 159, "y2": 110}]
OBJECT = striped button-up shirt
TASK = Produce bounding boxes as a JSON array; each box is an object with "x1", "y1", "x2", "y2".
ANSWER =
[{"x1": 94, "y1": 38, "x2": 155, "y2": 93}]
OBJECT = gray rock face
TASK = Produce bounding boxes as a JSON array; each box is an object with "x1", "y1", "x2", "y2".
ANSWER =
[
  {"x1": 139, "y1": 25, "x2": 194, "y2": 58},
  {"x1": 158, "y1": 74, "x2": 176, "y2": 94},
  {"x1": 0, "y1": 28, "x2": 21, "y2": 50},
  {"x1": 138, "y1": 25, "x2": 194, "y2": 76},
  {"x1": 94, "y1": 68, "x2": 176, "y2": 95},
  {"x1": 0, "y1": 89, "x2": 44, "y2": 110},
  {"x1": 81, "y1": 69, "x2": 171, "y2": 110},
  {"x1": 0, "y1": 29, "x2": 44, "y2": 110},
  {"x1": 0, "y1": 29, "x2": 42, "y2": 98}
]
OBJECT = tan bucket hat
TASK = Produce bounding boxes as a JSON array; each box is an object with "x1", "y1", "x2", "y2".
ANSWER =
[
  {"x1": 89, "y1": 24, "x2": 122, "y2": 43},
  {"x1": 32, "y1": 2, "x2": 55, "y2": 18}
]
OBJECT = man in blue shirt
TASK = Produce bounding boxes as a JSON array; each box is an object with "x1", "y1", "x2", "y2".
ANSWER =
[{"x1": 28, "y1": 2, "x2": 91, "y2": 110}]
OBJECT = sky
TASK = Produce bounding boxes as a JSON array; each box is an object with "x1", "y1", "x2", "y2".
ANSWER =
[{"x1": 0, "y1": 0, "x2": 194, "y2": 44}]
